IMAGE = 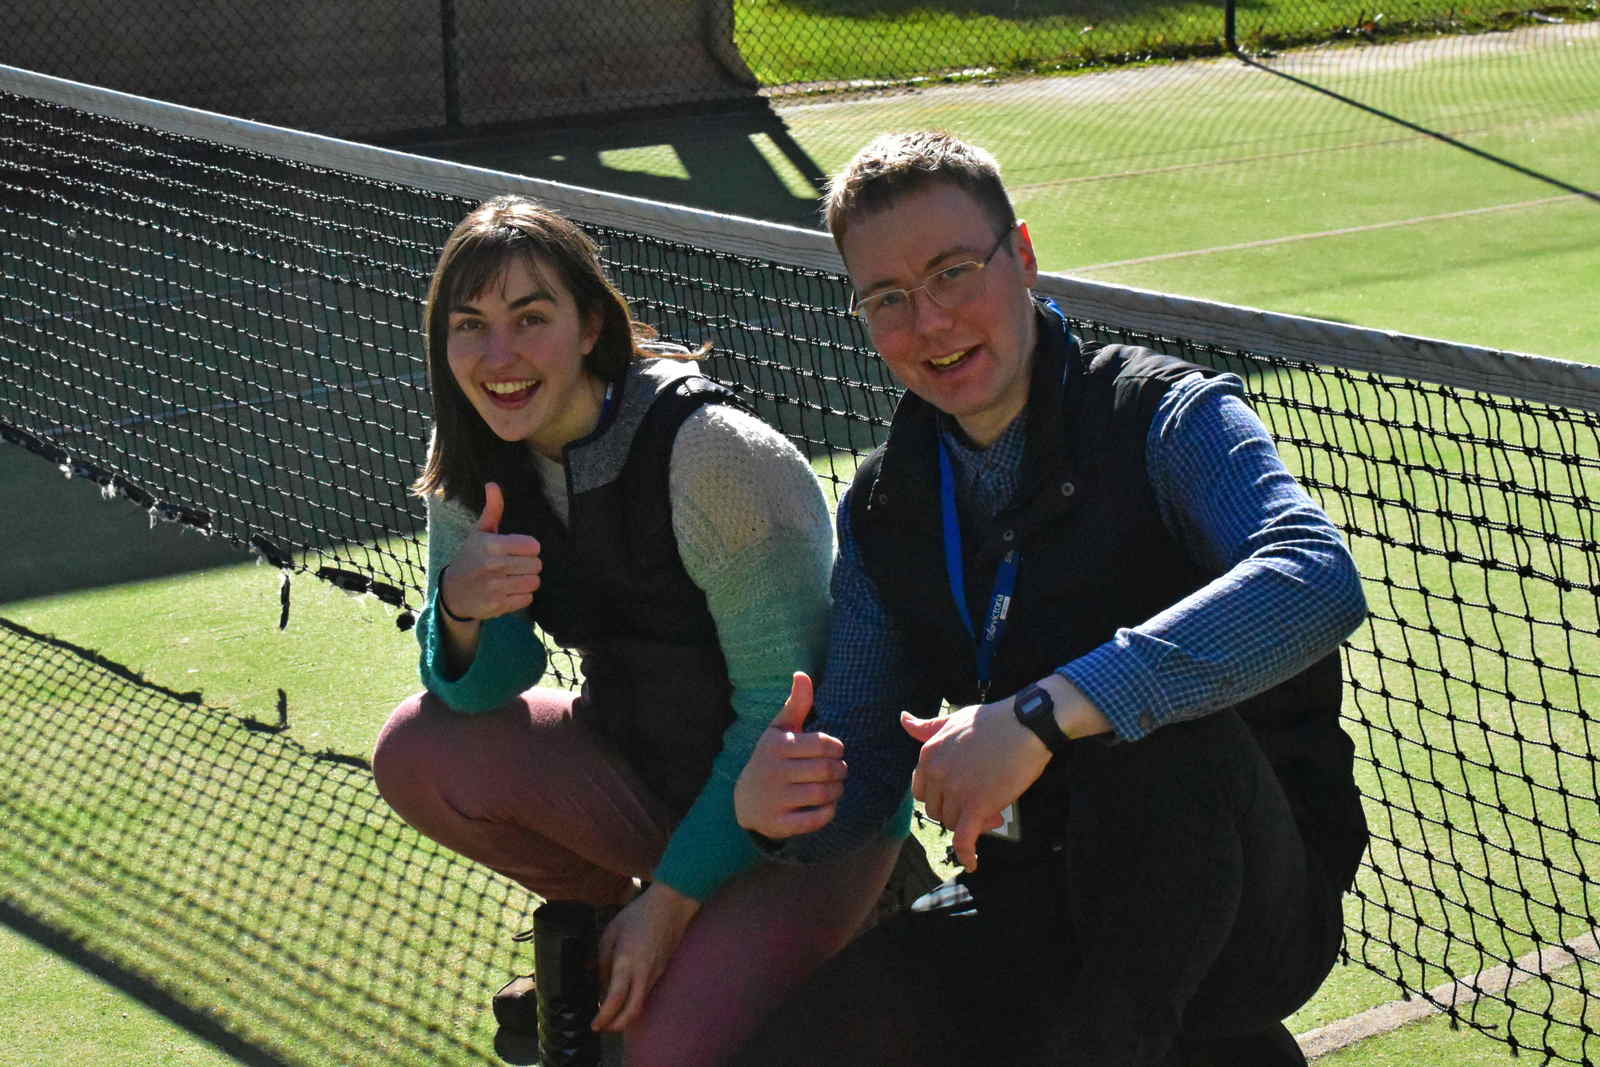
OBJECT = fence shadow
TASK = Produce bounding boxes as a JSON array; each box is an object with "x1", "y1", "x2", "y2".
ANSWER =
[
  {"x1": 0, "y1": 616, "x2": 525, "y2": 1065},
  {"x1": 405, "y1": 101, "x2": 829, "y2": 230},
  {"x1": 0, "y1": 444, "x2": 254, "y2": 603}
]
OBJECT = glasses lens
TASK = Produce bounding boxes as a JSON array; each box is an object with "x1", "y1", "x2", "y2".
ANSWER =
[
  {"x1": 928, "y1": 262, "x2": 984, "y2": 307},
  {"x1": 859, "y1": 292, "x2": 905, "y2": 330},
  {"x1": 857, "y1": 241, "x2": 999, "y2": 331}
]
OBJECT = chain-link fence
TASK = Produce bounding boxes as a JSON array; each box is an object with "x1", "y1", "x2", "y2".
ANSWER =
[
  {"x1": 4, "y1": 0, "x2": 752, "y2": 138},
  {"x1": 8, "y1": 1, "x2": 1596, "y2": 140}
]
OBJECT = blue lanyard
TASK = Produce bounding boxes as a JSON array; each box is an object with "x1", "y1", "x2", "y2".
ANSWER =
[{"x1": 939, "y1": 436, "x2": 1019, "y2": 702}]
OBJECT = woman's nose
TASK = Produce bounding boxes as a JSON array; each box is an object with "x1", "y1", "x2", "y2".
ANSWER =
[{"x1": 482, "y1": 325, "x2": 518, "y2": 364}]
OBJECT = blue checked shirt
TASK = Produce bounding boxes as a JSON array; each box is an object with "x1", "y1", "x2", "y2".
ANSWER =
[{"x1": 784, "y1": 365, "x2": 1368, "y2": 862}]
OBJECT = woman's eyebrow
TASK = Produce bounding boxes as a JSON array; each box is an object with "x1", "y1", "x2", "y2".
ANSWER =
[{"x1": 450, "y1": 288, "x2": 554, "y2": 314}]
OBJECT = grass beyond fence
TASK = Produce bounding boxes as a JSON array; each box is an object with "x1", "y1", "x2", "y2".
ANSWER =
[{"x1": 734, "y1": 0, "x2": 1600, "y2": 89}]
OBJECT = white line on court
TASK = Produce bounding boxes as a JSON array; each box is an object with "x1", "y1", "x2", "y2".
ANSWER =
[
  {"x1": 1008, "y1": 117, "x2": 1573, "y2": 192},
  {"x1": 1068, "y1": 194, "x2": 1582, "y2": 272},
  {"x1": 1296, "y1": 929, "x2": 1600, "y2": 1060}
]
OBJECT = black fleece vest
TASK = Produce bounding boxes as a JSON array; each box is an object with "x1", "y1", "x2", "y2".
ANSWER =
[
  {"x1": 491, "y1": 373, "x2": 740, "y2": 815},
  {"x1": 851, "y1": 309, "x2": 1367, "y2": 891}
]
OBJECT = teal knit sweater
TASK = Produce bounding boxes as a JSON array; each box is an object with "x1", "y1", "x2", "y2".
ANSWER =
[{"x1": 417, "y1": 378, "x2": 834, "y2": 901}]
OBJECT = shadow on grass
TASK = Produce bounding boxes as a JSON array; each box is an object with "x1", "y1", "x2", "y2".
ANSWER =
[
  {"x1": 0, "y1": 616, "x2": 528, "y2": 1065},
  {"x1": 402, "y1": 101, "x2": 829, "y2": 230},
  {"x1": 0, "y1": 900, "x2": 291, "y2": 1067},
  {"x1": 0, "y1": 442, "x2": 255, "y2": 604}
]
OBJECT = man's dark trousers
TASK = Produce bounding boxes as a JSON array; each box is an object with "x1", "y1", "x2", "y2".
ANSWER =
[{"x1": 733, "y1": 711, "x2": 1344, "y2": 1066}]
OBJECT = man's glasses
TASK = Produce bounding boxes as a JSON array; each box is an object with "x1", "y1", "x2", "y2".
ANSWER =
[{"x1": 852, "y1": 222, "x2": 1019, "y2": 332}]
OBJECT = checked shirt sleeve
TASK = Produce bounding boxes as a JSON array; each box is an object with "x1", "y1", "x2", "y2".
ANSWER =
[{"x1": 1060, "y1": 373, "x2": 1367, "y2": 742}]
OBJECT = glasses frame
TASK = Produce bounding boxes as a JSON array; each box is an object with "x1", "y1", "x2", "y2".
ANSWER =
[{"x1": 851, "y1": 221, "x2": 1021, "y2": 329}]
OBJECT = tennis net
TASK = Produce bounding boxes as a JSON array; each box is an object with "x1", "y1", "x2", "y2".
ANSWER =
[{"x1": 5, "y1": 62, "x2": 1600, "y2": 1063}]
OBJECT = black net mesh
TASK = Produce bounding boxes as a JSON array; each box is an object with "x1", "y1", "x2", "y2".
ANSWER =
[
  {"x1": 4, "y1": 68, "x2": 1600, "y2": 1062},
  {"x1": 0, "y1": 615, "x2": 528, "y2": 1065}
]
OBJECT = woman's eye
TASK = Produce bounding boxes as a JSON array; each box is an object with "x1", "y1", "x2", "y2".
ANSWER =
[{"x1": 451, "y1": 318, "x2": 481, "y2": 332}]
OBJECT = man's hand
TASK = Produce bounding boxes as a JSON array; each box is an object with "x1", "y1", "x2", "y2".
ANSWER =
[
  {"x1": 734, "y1": 672, "x2": 847, "y2": 839},
  {"x1": 440, "y1": 481, "x2": 543, "y2": 621},
  {"x1": 901, "y1": 700, "x2": 1051, "y2": 873},
  {"x1": 592, "y1": 883, "x2": 701, "y2": 1033}
]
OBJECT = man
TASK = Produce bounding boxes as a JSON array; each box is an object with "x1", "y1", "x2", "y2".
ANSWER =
[{"x1": 731, "y1": 131, "x2": 1370, "y2": 1065}]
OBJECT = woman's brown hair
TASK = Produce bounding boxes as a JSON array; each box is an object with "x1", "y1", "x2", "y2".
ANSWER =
[{"x1": 412, "y1": 196, "x2": 663, "y2": 511}]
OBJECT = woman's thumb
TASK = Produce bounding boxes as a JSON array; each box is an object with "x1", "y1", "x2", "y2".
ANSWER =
[{"x1": 478, "y1": 482, "x2": 504, "y2": 533}]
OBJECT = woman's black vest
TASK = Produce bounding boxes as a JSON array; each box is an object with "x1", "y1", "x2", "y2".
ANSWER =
[
  {"x1": 489, "y1": 368, "x2": 740, "y2": 815},
  {"x1": 849, "y1": 309, "x2": 1367, "y2": 891}
]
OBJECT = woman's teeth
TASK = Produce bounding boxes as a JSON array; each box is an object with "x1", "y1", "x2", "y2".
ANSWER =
[
  {"x1": 484, "y1": 379, "x2": 538, "y2": 404},
  {"x1": 485, "y1": 379, "x2": 536, "y2": 395}
]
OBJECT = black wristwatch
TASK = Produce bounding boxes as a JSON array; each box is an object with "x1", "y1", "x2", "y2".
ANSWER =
[{"x1": 1013, "y1": 683, "x2": 1072, "y2": 756}]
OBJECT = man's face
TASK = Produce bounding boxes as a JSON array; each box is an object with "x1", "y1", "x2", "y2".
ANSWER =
[{"x1": 840, "y1": 182, "x2": 1039, "y2": 447}]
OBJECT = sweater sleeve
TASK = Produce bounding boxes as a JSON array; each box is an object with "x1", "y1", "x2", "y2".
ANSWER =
[
  {"x1": 416, "y1": 494, "x2": 547, "y2": 712},
  {"x1": 648, "y1": 405, "x2": 835, "y2": 900}
]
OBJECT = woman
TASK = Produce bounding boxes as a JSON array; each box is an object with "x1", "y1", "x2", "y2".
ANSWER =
[{"x1": 371, "y1": 196, "x2": 903, "y2": 1064}]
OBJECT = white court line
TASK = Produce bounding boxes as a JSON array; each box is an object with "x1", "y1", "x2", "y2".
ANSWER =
[
  {"x1": 1013, "y1": 132, "x2": 1425, "y2": 189},
  {"x1": 1069, "y1": 193, "x2": 1582, "y2": 272},
  {"x1": 1009, "y1": 116, "x2": 1568, "y2": 192},
  {"x1": 1297, "y1": 929, "x2": 1600, "y2": 1060}
]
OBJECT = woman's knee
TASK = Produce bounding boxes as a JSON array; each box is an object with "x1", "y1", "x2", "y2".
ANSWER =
[{"x1": 371, "y1": 691, "x2": 445, "y2": 817}]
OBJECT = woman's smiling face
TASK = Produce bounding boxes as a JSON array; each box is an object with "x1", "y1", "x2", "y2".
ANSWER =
[{"x1": 445, "y1": 253, "x2": 605, "y2": 460}]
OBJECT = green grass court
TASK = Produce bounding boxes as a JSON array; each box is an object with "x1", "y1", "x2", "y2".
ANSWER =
[
  {"x1": 4, "y1": 13, "x2": 1599, "y2": 1065},
  {"x1": 434, "y1": 22, "x2": 1599, "y2": 361}
]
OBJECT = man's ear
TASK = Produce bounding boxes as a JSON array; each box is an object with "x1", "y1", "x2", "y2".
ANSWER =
[{"x1": 1015, "y1": 221, "x2": 1040, "y2": 286}]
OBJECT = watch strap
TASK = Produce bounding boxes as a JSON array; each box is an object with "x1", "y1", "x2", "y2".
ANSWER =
[{"x1": 1013, "y1": 682, "x2": 1072, "y2": 756}]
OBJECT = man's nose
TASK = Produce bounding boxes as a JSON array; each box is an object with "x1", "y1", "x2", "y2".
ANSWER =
[{"x1": 909, "y1": 286, "x2": 955, "y2": 331}]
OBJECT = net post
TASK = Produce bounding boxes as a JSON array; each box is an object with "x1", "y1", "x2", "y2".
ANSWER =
[{"x1": 440, "y1": 0, "x2": 461, "y2": 131}]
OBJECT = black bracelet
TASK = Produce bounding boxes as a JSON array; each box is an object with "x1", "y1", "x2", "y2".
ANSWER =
[{"x1": 436, "y1": 566, "x2": 477, "y2": 623}]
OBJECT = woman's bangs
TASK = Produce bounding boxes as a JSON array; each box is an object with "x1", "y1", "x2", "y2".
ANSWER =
[{"x1": 443, "y1": 231, "x2": 552, "y2": 313}]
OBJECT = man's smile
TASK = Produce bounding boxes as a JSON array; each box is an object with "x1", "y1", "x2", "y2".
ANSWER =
[{"x1": 929, "y1": 346, "x2": 974, "y2": 370}]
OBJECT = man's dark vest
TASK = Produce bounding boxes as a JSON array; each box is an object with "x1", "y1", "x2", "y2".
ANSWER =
[
  {"x1": 490, "y1": 372, "x2": 739, "y2": 815},
  {"x1": 850, "y1": 307, "x2": 1367, "y2": 892}
]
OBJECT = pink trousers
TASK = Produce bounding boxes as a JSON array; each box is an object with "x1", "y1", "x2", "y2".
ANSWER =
[{"x1": 373, "y1": 687, "x2": 899, "y2": 1066}]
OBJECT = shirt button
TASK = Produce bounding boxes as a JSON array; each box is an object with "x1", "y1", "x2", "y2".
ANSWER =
[
  {"x1": 1002, "y1": 528, "x2": 1016, "y2": 542},
  {"x1": 1060, "y1": 481, "x2": 1076, "y2": 497}
]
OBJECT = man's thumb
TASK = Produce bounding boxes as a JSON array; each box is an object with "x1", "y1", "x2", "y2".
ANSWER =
[
  {"x1": 900, "y1": 711, "x2": 942, "y2": 742},
  {"x1": 770, "y1": 672, "x2": 814, "y2": 731},
  {"x1": 478, "y1": 482, "x2": 504, "y2": 533}
]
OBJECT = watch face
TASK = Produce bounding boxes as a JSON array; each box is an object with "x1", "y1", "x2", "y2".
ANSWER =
[{"x1": 1018, "y1": 687, "x2": 1050, "y2": 718}]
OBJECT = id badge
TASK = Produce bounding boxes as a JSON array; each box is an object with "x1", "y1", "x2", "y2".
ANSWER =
[{"x1": 984, "y1": 802, "x2": 1022, "y2": 842}]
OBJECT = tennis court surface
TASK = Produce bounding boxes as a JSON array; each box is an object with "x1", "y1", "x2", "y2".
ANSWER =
[{"x1": 4, "y1": 7, "x2": 1599, "y2": 1061}]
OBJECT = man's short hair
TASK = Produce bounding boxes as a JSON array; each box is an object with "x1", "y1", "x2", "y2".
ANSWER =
[{"x1": 823, "y1": 131, "x2": 1017, "y2": 247}]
